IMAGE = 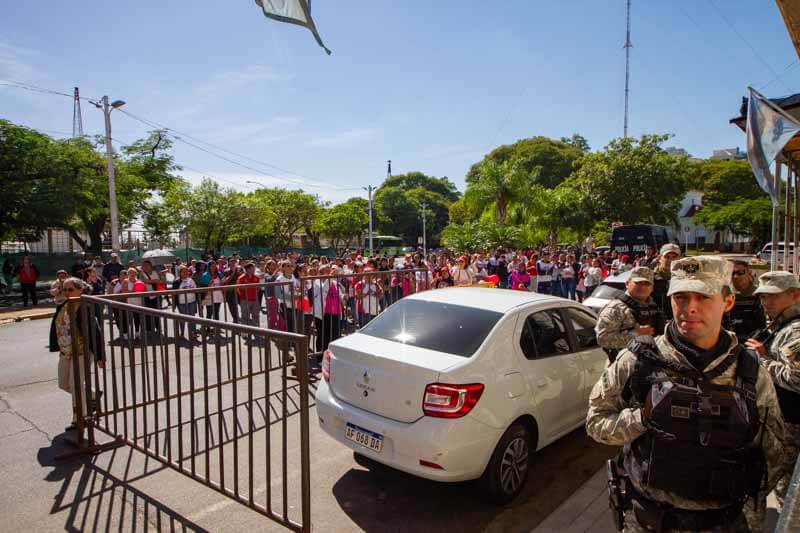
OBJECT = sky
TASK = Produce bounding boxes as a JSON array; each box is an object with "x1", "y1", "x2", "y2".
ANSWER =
[{"x1": 2, "y1": 1, "x2": 799, "y2": 205}]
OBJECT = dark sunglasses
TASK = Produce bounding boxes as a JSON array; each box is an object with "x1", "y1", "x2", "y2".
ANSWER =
[{"x1": 732, "y1": 270, "x2": 748, "y2": 276}]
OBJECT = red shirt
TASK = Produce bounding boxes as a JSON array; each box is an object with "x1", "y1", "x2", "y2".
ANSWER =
[
  {"x1": 17, "y1": 265, "x2": 37, "y2": 283},
  {"x1": 237, "y1": 274, "x2": 260, "y2": 301}
]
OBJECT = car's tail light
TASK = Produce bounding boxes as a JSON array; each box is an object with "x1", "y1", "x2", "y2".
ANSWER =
[
  {"x1": 422, "y1": 383, "x2": 484, "y2": 418},
  {"x1": 322, "y1": 349, "x2": 332, "y2": 383}
]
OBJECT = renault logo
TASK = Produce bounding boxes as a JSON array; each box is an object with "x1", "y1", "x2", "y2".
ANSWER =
[{"x1": 363, "y1": 370, "x2": 370, "y2": 383}]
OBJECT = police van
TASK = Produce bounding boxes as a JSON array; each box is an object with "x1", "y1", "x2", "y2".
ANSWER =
[{"x1": 610, "y1": 224, "x2": 672, "y2": 257}]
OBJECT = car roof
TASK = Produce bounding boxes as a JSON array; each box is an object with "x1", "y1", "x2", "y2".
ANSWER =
[
  {"x1": 602, "y1": 270, "x2": 631, "y2": 284},
  {"x1": 406, "y1": 287, "x2": 560, "y2": 313}
]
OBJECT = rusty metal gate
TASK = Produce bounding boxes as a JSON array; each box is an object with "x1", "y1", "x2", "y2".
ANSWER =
[{"x1": 62, "y1": 289, "x2": 312, "y2": 532}]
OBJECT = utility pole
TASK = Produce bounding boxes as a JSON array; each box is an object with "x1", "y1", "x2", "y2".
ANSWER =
[
  {"x1": 72, "y1": 87, "x2": 83, "y2": 137},
  {"x1": 623, "y1": 0, "x2": 632, "y2": 138},
  {"x1": 92, "y1": 96, "x2": 126, "y2": 254},
  {"x1": 363, "y1": 185, "x2": 374, "y2": 256},
  {"x1": 421, "y1": 201, "x2": 427, "y2": 257},
  {"x1": 102, "y1": 96, "x2": 121, "y2": 253}
]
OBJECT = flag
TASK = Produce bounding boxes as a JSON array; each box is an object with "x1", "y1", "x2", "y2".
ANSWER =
[
  {"x1": 254, "y1": 0, "x2": 331, "y2": 55},
  {"x1": 746, "y1": 87, "x2": 800, "y2": 206}
]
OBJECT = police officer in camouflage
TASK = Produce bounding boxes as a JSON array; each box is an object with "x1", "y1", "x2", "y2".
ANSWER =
[
  {"x1": 746, "y1": 270, "x2": 800, "y2": 509},
  {"x1": 723, "y1": 259, "x2": 766, "y2": 344},
  {"x1": 587, "y1": 256, "x2": 785, "y2": 533},
  {"x1": 596, "y1": 266, "x2": 664, "y2": 364},
  {"x1": 653, "y1": 243, "x2": 682, "y2": 321}
]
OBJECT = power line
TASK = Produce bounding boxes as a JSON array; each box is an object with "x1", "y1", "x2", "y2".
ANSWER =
[
  {"x1": 116, "y1": 108, "x2": 362, "y2": 192},
  {"x1": 1, "y1": 78, "x2": 364, "y2": 192},
  {"x1": 706, "y1": 0, "x2": 791, "y2": 94}
]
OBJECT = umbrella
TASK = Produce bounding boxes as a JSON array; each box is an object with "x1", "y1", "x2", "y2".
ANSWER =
[{"x1": 141, "y1": 249, "x2": 178, "y2": 265}]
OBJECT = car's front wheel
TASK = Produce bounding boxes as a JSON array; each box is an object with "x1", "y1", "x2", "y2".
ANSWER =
[{"x1": 480, "y1": 423, "x2": 531, "y2": 504}]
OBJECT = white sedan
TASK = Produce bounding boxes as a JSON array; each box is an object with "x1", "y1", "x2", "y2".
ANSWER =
[{"x1": 315, "y1": 287, "x2": 607, "y2": 503}]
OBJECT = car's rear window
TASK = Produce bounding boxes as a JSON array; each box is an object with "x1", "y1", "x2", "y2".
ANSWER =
[
  {"x1": 359, "y1": 299, "x2": 503, "y2": 357},
  {"x1": 591, "y1": 284, "x2": 624, "y2": 300}
]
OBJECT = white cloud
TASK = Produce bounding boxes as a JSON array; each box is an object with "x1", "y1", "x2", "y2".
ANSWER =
[
  {"x1": 193, "y1": 64, "x2": 293, "y2": 98},
  {"x1": 0, "y1": 41, "x2": 39, "y2": 81},
  {"x1": 178, "y1": 169, "x2": 356, "y2": 204},
  {"x1": 306, "y1": 128, "x2": 377, "y2": 147},
  {"x1": 202, "y1": 116, "x2": 302, "y2": 145}
]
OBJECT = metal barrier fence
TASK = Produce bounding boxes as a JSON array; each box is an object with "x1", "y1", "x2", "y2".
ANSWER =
[
  {"x1": 63, "y1": 292, "x2": 312, "y2": 532},
  {"x1": 100, "y1": 268, "x2": 431, "y2": 358}
]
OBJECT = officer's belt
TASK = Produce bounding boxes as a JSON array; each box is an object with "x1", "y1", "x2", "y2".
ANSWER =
[{"x1": 628, "y1": 484, "x2": 743, "y2": 531}]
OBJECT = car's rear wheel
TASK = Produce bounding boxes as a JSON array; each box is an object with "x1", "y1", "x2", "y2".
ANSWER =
[{"x1": 480, "y1": 423, "x2": 531, "y2": 504}]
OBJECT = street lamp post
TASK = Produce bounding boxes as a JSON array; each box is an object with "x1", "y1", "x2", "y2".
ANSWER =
[
  {"x1": 421, "y1": 201, "x2": 427, "y2": 257},
  {"x1": 96, "y1": 96, "x2": 125, "y2": 253},
  {"x1": 363, "y1": 185, "x2": 374, "y2": 256}
]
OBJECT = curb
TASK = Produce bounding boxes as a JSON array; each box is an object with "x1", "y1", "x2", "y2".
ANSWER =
[{"x1": 0, "y1": 311, "x2": 55, "y2": 325}]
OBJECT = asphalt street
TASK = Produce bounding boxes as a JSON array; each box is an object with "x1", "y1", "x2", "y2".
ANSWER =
[{"x1": 0, "y1": 319, "x2": 616, "y2": 532}]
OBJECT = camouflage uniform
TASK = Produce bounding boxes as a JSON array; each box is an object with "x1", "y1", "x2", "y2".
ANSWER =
[
  {"x1": 587, "y1": 257, "x2": 786, "y2": 533},
  {"x1": 754, "y1": 272, "x2": 800, "y2": 508},
  {"x1": 596, "y1": 298, "x2": 639, "y2": 351},
  {"x1": 596, "y1": 267, "x2": 656, "y2": 353}
]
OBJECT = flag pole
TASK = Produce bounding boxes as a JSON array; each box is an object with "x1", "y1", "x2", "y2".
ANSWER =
[{"x1": 773, "y1": 159, "x2": 783, "y2": 270}]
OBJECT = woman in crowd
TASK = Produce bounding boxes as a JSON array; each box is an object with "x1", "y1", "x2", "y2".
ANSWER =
[
  {"x1": 583, "y1": 258, "x2": 604, "y2": 297},
  {"x1": 510, "y1": 261, "x2": 531, "y2": 291},
  {"x1": 15, "y1": 256, "x2": 39, "y2": 307},
  {"x1": 451, "y1": 255, "x2": 474, "y2": 286},
  {"x1": 434, "y1": 266, "x2": 454, "y2": 289},
  {"x1": 561, "y1": 255, "x2": 577, "y2": 300},
  {"x1": 175, "y1": 265, "x2": 198, "y2": 343},
  {"x1": 113, "y1": 267, "x2": 143, "y2": 341},
  {"x1": 50, "y1": 269, "x2": 69, "y2": 305},
  {"x1": 204, "y1": 262, "x2": 224, "y2": 321},
  {"x1": 49, "y1": 277, "x2": 104, "y2": 431}
]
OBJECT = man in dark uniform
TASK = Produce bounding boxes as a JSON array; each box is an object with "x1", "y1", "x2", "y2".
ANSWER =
[
  {"x1": 587, "y1": 256, "x2": 785, "y2": 533},
  {"x1": 724, "y1": 259, "x2": 766, "y2": 343},
  {"x1": 595, "y1": 267, "x2": 664, "y2": 364}
]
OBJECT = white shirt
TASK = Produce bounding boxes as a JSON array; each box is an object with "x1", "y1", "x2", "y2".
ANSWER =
[
  {"x1": 360, "y1": 282, "x2": 381, "y2": 315},
  {"x1": 114, "y1": 279, "x2": 142, "y2": 306},
  {"x1": 176, "y1": 278, "x2": 197, "y2": 305}
]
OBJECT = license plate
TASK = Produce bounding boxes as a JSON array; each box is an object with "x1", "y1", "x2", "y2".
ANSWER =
[{"x1": 345, "y1": 422, "x2": 384, "y2": 453}]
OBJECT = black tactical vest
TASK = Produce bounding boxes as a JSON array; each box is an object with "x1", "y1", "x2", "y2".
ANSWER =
[
  {"x1": 617, "y1": 293, "x2": 665, "y2": 333},
  {"x1": 725, "y1": 293, "x2": 766, "y2": 343},
  {"x1": 623, "y1": 341, "x2": 763, "y2": 503}
]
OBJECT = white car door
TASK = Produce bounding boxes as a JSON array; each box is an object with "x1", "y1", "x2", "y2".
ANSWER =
[
  {"x1": 516, "y1": 306, "x2": 585, "y2": 441},
  {"x1": 561, "y1": 306, "x2": 607, "y2": 405}
]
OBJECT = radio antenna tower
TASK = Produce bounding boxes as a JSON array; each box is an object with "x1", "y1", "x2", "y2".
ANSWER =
[
  {"x1": 72, "y1": 87, "x2": 84, "y2": 137},
  {"x1": 623, "y1": 0, "x2": 632, "y2": 138}
]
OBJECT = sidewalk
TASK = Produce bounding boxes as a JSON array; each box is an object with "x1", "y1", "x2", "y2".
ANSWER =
[
  {"x1": 532, "y1": 468, "x2": 615, "y2": 533},
  {"x1": 0, "y1": 304, "x2": 55, "y2": 325},
  {"x1": 533, "y1": 468, "x2": 781, "y2": 533}
]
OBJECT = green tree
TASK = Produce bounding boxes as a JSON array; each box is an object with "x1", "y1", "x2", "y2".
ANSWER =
[
  {"x1": 315, "y1": 202, "x2": 369, "y2": 249},
  {"x1": 382, "y1": 171, "x2": 460, "y2": 202},
  {"x1": 465, "y1": 158, "x2": 536, "y2": 225},
  {"x1": 560, "y1": 133, "x2": 591, "y2": 153},
  {"x1": 694, "y1": 197, "x2": 772, "y2": 244},
  {"x1": 247, "y1": 188, "x2": 321, "y2": 249},
  {"x1": 465, "y1": 136, "x2": 584, "y2": 190},
  {"x1": 374, "y1": 186, "x2": 418, "y2": 239},
  {"x1": 0, "y1": 120, "x2": 179, "y2": 252},
  {"x1": 564, "y1": 134, "x2": 689, "y2": 226}
]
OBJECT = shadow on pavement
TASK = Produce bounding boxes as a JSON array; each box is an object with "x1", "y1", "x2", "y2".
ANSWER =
[
  {"x1": 331, "y1": 427, "x2": 618, "y2": 533},
  {"x1": 37, "y1": 433, "x2": 210, "y2": 533}
]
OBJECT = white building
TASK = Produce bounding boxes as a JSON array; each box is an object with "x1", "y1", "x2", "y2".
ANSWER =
[{"x1": 676, "y1": 190, "x2": 750, "y2": 250}]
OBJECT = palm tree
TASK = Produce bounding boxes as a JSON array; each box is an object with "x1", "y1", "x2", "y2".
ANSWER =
[{"x1": 465, "y1": 159, "x2": 536, "y2": 225}]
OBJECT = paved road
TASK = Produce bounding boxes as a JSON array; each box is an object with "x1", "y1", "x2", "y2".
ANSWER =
[{"x1": 0, "y1": 319, "x2": 616, "y2": 532}]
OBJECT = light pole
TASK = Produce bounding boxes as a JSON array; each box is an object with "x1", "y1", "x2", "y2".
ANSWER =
[
  {"x1": 421, "y1": 201, "x2": 427, "y2": 257},
  {"x1": 93, "y1": 96, "x2": 125, "y2": 253},
  {"x1": 363, "y1": 185, "x2": 374, "y2": 256}
]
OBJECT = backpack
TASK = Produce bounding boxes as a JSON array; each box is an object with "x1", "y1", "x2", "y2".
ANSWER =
[{"x1": 324, "y1": 283, "x2": 340, "y2": 315}]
